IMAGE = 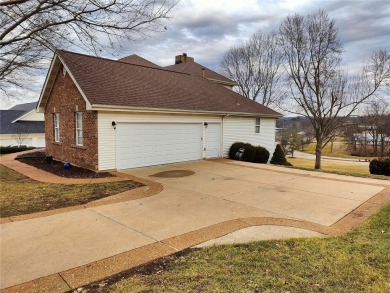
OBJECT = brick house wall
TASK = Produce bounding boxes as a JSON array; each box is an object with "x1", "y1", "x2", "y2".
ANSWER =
[{"x1": 45, "y1": 65, "x2": 99, "y2": 170}]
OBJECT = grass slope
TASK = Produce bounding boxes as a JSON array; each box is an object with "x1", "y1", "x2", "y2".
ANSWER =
[
  {"x1": 0, "y1": 165, "x2": 143, "y2": 218},
  {"x1": 106, "y1": 205, "x2": 390, "y2": 293},
  {"x1": 287, "y1": 157, "x2": 390, "y2": 180}
]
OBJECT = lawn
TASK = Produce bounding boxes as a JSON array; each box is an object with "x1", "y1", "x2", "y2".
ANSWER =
[
  {"x1": 287, "y1": 157, "x2": 390, "y2": 180},
  {"x1": 101, "y1": 204, "x2": 390, "y2": 293},
  {"x1": 0, "y1": 165, "x2": 144, "y2": 218},
  {"x1": 301, "y1": 141, "x2": 371, "y2": 160}
]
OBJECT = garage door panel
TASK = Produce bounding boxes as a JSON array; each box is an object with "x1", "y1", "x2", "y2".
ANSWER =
[{"x1": 116, "y1": 123, "x2": 202, "y2": 169}]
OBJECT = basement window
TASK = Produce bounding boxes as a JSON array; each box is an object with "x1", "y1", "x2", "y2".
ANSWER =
[
  {"x1": 75, "y1": 112, "x2": 83, "y2": 145},
  {"x1": 54, "y1": 113, "x2": 60, "y2": 142},
  {"x1": 255, "y1": 117, "x2": 261, "y2": 133}
]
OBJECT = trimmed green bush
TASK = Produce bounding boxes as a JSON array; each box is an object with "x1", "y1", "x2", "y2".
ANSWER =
[
  {"x1": 0, "y1": 146, "x2": 34, "y2": 154},
  {"x1": 229, "y1": 142, "x2": 256, "y2": 162},
  {"x1": 229, "y1": 142, "x2": 269, "y2": 164},
  {"x1": 270, "y1": 144, "x2": 289, "y2": 165},
  {"x1": 254, "y1": 146, "x2": 270, "y2": 164},
  {"x1": 369, "y1": 157, "x2": 390, "y2": 176}
]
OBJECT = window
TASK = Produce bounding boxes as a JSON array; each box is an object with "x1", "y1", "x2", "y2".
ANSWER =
[
  {"x1": 75, "y1": 112, "x2": 83, "y2": 145},
  {"x1": 54, "y1": 113, "x2": 60, "y2": 142},
  {"x1": 255, "y1": 117, "x2": 261, "y2": 133}
]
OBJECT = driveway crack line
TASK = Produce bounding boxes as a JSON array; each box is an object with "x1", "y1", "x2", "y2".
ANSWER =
[{"x1": 88, "y1": 208, "x2": 179, "y2": 252}]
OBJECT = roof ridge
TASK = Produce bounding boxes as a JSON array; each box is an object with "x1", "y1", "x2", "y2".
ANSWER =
[{"x1": 56, "y1": 49, "x2": 209, "y2": 79}]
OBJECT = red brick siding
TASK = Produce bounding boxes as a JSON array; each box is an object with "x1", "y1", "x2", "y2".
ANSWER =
[{"x1": 45, "y1": 65, "x2": 98, "y2": 170}]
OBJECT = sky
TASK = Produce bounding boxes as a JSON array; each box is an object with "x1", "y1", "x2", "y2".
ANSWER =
[{"x1": 2, "y1": 0, "x2": 389, "y2": 109}]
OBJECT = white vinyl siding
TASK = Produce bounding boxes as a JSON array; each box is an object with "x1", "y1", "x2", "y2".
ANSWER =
[
  {"x1": 54, "y1": 113, "x2": 60, "y2": 142},
  {"x1": 98, "y1": 112, "x2": 221, "y2": 170},
  {"x1": 223, "y1": 116, "x2": 276, "y2": 158},
  {"x1": 75, "y1": 112, "x2": 83, "y2": 145}
]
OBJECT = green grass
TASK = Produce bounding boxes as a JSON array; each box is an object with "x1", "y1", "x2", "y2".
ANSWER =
[
  {"x1": 106, "y1": 204, "x2": 390, "y2": 292},
  {"x1": 0, "y1": 165, "x2": 144, "y2": 218},
  {"x1": 287, "y1": 157, "x2": 390, "y2": 180}
]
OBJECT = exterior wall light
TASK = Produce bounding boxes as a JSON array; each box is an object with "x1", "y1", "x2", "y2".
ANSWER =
[
  {"x1": 112, "y1": 121, "x2": 117, "y2": 129},
  {"x1": 204, "y1": 122, "x2": 208, "y2": 127}
]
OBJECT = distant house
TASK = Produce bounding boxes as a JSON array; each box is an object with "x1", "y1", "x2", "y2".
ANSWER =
[
  {"x1": 0, "y1": 102, "x2": 45, "y2": 147},
  {"x1": 37, "y1": 50, "x2": 281, "y2": 171}
]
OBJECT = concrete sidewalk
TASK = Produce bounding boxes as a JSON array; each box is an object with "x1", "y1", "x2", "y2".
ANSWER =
[
  {"x1": 1, "y1": 160, "x2": 388, "y2": 292},
  {"x1": 293, "y1": 150, "x2": 370, "y2": 165}
]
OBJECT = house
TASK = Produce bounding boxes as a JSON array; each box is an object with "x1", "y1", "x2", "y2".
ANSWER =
[
  {"x1": 36, "y1": 50, "x2": 282, "y2": 171},
  {"x1": 0, "y1": 102, "x2": 45, "y2": 147}
]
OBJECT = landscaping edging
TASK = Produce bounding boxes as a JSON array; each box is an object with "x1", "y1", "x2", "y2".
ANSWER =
[
  {"x1": 0, "y1": 150, "x2": 163, "y2": 223},
  {"x1": 0, "y1": 150, "x2": 125, "y2": 184}
]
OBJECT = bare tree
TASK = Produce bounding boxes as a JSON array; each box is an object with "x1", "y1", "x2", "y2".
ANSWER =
[
  {"x1": 220, "y1": 31, "x2": 284, "y2": 107},
  {"x1": 279, "y1": 10, "x2": 390, "y2": 169},
  {"x1": 361, "y1": 100, "x2": 390, "y2": 157},
  {"x1": 0, "y1": 0, "x2": 177, "y2": 99},
  {"x1": 12, "y1": 123, "x2": 29, "y2": 146}
]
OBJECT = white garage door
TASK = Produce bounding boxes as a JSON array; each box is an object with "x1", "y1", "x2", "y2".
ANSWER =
[
  {"x1": 116, "y1": 123, "x2": 202, "y2": 169},
  {"x1": 205, "y1": 123, "x2": 221, "y2": 158},
  {"x1": 37, "y1": 138, "x2": 46, "y2": 147}
]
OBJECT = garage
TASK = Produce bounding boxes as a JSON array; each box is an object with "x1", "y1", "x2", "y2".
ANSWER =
[{"x1": 116, "y1": 123, "x2": 203, "y2": 169}]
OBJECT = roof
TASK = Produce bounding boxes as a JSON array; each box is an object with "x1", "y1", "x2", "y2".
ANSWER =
[
  {"x1": 8, "y1": 102, "x2": 37, "y2": 112},
  {"x1": 39, "y1": 50, "x2": 281, "y2": 117},
  {"x1": 0, "y1": 110, "x2": 45, "y2": 134},
  {"x1": 118, "y1": 54, "x2": 160, "y2": 68},
  {"x1": 164, "y1": 61, "x2": 236, "y2": 85}
]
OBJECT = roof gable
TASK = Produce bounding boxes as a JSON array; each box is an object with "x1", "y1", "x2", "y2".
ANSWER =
[
  {"x1": 0, "y1": 110, "x2": 45, "y2": 134},
  {"x1": 118, "y1": 54, "x2": 160, "y2": 68},
  {"x1": 9, "y1": 102, "x2": 37, "y2": 112},
  {"x1": 38, "y1": 50, "x2": 281, "y2": 117}
]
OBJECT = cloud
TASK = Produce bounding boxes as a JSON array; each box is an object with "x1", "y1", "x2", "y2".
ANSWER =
[{"x1": 2, "y1": 0, "x2": 389, "y2": 108}]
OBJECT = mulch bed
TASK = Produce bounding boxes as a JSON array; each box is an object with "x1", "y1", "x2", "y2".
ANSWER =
[{"x1": 15, "y1": 151, "x2": 115, "y2": 179}]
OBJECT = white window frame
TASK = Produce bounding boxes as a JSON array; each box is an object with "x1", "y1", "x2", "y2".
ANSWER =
[
  {"x1": 75, "y1": 112, "x2": 83, "y2": 145},
  {"x1": 54, "y1": 113, "x2": 60, "y2": 142},
  {"x1": 255, "y1": 117, "x2": 261, "y2": 134}
]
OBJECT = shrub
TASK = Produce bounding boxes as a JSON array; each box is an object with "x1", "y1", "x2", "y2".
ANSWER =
[
  {"x1": 254, "y1": 146, "x2": 270, "y2": 164},
  {"x1": 270, "y1": 144, "x2": 289, "y2": 165},
  {"x1": 229, "y1": 142, "x2": 256, "y2": 162},
  {"x1": 229, "y1": 142, "x2": 269, "y2": 163},
  {"x1": 0, "y1": 146, "x2": 34, "y2": 154},
  {"x1": 369, "y1": 157, "x2": 390, "y2": 176}
]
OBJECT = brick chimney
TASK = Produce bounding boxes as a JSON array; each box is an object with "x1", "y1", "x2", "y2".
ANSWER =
[{"x1": 175, "y1": 53, "x2": 194, "y2": 64}]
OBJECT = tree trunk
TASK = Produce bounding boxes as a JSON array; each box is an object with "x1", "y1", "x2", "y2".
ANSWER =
[{"x1": 315, "y1": 140, "x2": 322, "y2": 169}]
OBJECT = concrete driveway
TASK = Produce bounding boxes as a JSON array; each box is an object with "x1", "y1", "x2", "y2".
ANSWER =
[{"x1": 0, "y1": 160, "x2": 387, "y2": 291}]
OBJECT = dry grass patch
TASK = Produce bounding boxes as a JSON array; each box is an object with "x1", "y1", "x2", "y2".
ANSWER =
[
  {"x1": 0, "y1": 165, "x2": 144, "y2": 218},
  {"x1": 287, "y1": 157, "x2": 389, "y2": 180}
]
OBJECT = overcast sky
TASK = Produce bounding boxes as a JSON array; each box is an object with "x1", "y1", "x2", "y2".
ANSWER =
[{"x1": 2, "y1": 0, "x2": 389, "y2": 109}]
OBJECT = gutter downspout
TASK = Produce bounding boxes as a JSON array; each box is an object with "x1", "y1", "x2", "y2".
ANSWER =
[{"x1": 222, "y1": 114, "x2": 230, "y2": 158}]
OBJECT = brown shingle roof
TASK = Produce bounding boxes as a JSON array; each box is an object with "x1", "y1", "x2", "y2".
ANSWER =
[
  {"x1": 165, "y1": 61, "x2": 236, "y2": 85},
  {"x1": 118, "y1": 54, "x2": 160, "y2": 68},
  {"x1": 56, "y1": 50, "x2": 281, "y2": 116}
]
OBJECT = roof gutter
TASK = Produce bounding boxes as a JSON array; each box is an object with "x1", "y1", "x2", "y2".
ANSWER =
[{"x1": 91, "y1": 104, "x2": 283, "y2": 118}]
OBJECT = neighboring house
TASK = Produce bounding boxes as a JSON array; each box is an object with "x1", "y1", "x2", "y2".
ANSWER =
[
  {"x1": 0, "y1": 102, "x2": 45, "y2": 147},
  {"x1": 37, "y1": 50, "x2": 282, "y2": 171}
]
